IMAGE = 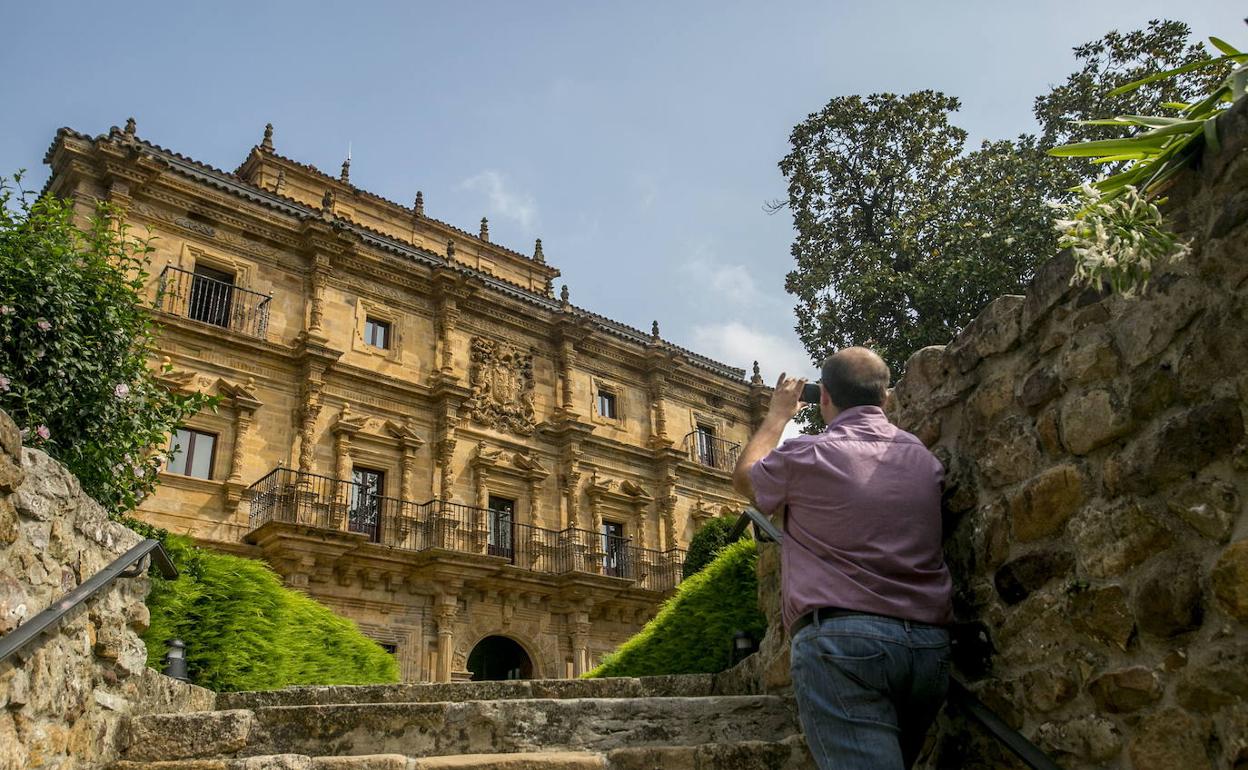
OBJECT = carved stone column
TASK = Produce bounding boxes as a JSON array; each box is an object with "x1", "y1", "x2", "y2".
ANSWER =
[
  {"x1": 570, "y1": 611, "x2": 592, "y2": 677},
  {"x1": 558, "y1": 339, "x2": 577, "y2": 414},
  {"x1": 330, "y1": 405, "x2": 367, "y2": 530},
  {"x1": 648, "y1": 372, "x2": 670, "y2": 448},
  {"x1": 307, "y1": 254, "x2": 331, "y2": 343},
  {"x1": 219, "y1": 378, "x2": 262, "y2": 512},
  {"x1": 385, "y1": 419, "x2": 425, "y2": 502},
  {"x1": 296, "y1": 379, "x2": 324, "y2": 479},
  {"x1": 433, "y1": 598, "x2": 458, "y2": 683}
]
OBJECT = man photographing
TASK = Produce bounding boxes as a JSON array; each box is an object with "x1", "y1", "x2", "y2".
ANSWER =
[{"x1": 732, "y1": 346, "x2": 952, "y2": 770}]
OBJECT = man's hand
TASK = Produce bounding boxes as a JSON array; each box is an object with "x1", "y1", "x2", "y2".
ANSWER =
[{"x1": 734, "y1": 371, "x2": 805, "y2": 504}]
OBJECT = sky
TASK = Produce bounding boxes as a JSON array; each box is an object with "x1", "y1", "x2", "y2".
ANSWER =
[{"x1": 1, "y1": 1, "x2": 1243, "y2": 390}]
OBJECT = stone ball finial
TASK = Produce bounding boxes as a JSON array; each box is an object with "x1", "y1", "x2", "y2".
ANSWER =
[
  {"x1": 124, "y1": 117, "x2": 136, "y2": 136},
  {"x1": 447, "y1": 240, "x2": 457, "y2": 259},
  {"x1": 534, "y1": 238, "x2": 545, "y2": 263},
  {"x1": 480, "y1": 217, "x2": 490, "y2": 241},
  {"x1": 340, "y1": 157, "x2": 351, "y2": 184},
  {"x1": 414, "y1": 191, "x2": 424, "y2": 217},
  {"x1": 560, "y1": 284, "x2": 570, "y2": 304},
  {"x1": 261, "y1": 123, "x2": 274, "y2": 150},
  {"x1": 651, "y1": 320, "x2": 660, "y2": 340}
]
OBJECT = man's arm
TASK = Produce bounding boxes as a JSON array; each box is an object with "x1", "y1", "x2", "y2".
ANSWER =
[{"x1": 732, "y1": 373, "x2": 805, "y2": 503}]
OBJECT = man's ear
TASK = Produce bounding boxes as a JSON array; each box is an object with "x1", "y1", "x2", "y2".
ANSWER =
[{"x1": 820, "y1": 383, "x2": 830, "y2": 407}]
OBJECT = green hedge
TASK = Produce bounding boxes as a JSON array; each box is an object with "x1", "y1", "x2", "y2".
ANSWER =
[
  {"x1": 143, "y1": 537, "x2": 399, "y2": 692},
  {"x1": 682, "y1": 516, "x2": 746, "y2": 579},
  {"x1": 587, "y1": 539, "x2": 765, "y2": 678}
]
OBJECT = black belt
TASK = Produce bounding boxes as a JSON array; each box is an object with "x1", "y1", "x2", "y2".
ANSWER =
[{"x1": 791, "y1": 606, "x2": 860, "y2": 634}]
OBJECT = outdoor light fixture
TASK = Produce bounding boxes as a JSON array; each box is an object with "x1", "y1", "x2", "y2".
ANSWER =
[
  {"x1": 163, "y1": 638, "x2": 188, "y2": 681},
  {"x1": 730, "y1": 630, "x2": 756, "y2": 665}
]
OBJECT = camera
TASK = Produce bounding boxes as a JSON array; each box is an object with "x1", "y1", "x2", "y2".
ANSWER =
[{"x1": 800, "y1": 382, "x2": 821, "y2": 404}]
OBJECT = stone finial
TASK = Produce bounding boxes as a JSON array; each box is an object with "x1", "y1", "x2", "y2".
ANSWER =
[
  {"x1": 124, "y1": 117, "x2": 136, "y2": 136},
  {"x1": 545, "y1": 279, "x2": 554, "y2": 297},
  {"x1": 261, "y1": 123, "x2": 274, "y2": 151},
  {"x1": 560, "y1": 285, "x2": 570, "y2": 305},
  {"x1": 480, "y1": 217, "x2": 490, "y2": 242},
  {"x1": 340, "y1": 157, "x2": 351, "y2": 184},
  {"x1": 534, "y1": 238, "x2": 545, "y2": 263},
  {"x1": 274, "y1": 169, "x2": 286, "y2": 194},
  {"x1": 446, "y1": 240, "x2": 456, "y2": 259},
  {"x1": 321, "y1": 188, "x2": 335, "y2": 212},
  {"x1": 751, "y1": 360, "x2": 764, "y2": 385},
  {"x1": 414, "y1": 191, "x2": 424, "y2": 217},
  {"x1": 651, "y1": 320, "x2": 660, "y2": 341}
]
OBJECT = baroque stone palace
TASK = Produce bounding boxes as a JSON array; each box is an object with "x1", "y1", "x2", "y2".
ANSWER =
[{"x1": 42, "y1": 120, "x2": 770, "y2": 683}]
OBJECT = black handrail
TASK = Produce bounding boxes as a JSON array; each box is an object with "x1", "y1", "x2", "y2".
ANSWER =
[
  {"x1": 0, "y1": 538, "x2": 177, "y2": 667},
  {"x1": 731, "y1": 507, "x2": 1063, "y2": 770}
]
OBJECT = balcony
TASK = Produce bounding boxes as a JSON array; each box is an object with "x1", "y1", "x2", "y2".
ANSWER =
[
  {"x1": 681, "y1": 430, "x2": 741, "y2": 473},
  {"x1": 155, "y1": 265, "x2": 272, "y2": 339},
  {"x1": 247, "y1": 468, "x2": 687, "y2": 593}
]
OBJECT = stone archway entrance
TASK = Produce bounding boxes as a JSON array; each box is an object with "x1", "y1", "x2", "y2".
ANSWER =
[{"x1": 466, "y1": 635, "x2": 534, "y2": 681}]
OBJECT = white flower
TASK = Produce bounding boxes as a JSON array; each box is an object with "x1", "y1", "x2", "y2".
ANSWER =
[
  {"x1": 0, "y1": 306, "x2": 12, "y2": 316},
  {"x1": 0, "y1": 374, "x2": 8, "y2": 392},
  {"x1": 36, "y1": 320, "x2": 51, "y2": 333},
  {"x1": 114, "y1": 383, "x2": 130, "y2": 399}
]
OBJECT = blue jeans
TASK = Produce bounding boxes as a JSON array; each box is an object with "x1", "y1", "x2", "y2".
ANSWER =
[{"x1": 790, "y1": 612, "x2": 950, "y2": 770}]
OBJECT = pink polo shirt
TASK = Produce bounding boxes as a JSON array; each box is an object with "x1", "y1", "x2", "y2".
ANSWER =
[{"x1": 748, "y1": 406, "x2": 953, "y2": 632}]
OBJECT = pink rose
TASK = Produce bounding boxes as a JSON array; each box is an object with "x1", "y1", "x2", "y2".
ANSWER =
[
  {"x1": 36, "y1": 320, "x2": 52, "y2": 332},
  {"x1": 114, "y1": 383, "x2": 130, "y2": 399},
  {"x1": 0, "y1": 374, "x2": 8, "y2": 392},
  {"x1": 35, "y1": 425, "x2": 50, "y2": 441}
]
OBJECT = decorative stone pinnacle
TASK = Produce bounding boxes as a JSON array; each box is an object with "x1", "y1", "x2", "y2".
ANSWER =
[
  {"x1": 274, "y1": 169, "x2": 285, "y2": 194},
  {"x1": 124, "y1": 117, "x2": 136, "y2": 136},
  {"x1": 340, "y1": 157, "x2": 351, "y2": 184},
  {"x1": 534, "y1": 238, "x2": 545, "y2": 263},
  {"x1": 651, "y1": 320, "x2": 660, "y2": 340},
  {"x1": 447, "y1": 240, "x2": 456, "y2": 259},
  {"x1": 751, "y1": 360, "x2": 764, "y2": 385},
  {"x1": 321, "y1": 188, "x2": 335, "y2": 212},
  {"x1": 414, "y1": 191, "x2": 424, "y2": 217},
  {"x1": 560, "y1": 285, "x2": 570, "y2": 304},
  {"x1": 261, "y1": 123, "x2": 274, "y2": 150},
  {"x1": 480, "y1": 217, "x2": 490, "y2": 241}
]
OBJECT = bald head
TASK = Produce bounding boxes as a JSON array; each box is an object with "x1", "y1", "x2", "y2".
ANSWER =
[{"x1": 820, "y1": 347, "x2": 891, "y2": 409}]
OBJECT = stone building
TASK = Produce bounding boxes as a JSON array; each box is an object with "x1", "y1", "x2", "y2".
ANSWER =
[{"x1": 41, "y1": 120, "x2": 769, "y2": 683}]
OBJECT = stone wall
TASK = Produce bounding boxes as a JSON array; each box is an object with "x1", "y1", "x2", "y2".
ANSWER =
[
  {"x1": 753, "y1": 98, "x2": 1248, "y2": 770},
  {"x1": 0, "y1": 409, "x2": 214, "y2": 769}
]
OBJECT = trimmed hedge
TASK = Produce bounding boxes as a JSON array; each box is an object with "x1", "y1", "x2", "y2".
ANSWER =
[
  {"x1": 682, "y1": 516, "x2": 745, "y2": 579},
  {"x1": 143, "y1": 537, "x2": 399, "y2": 692},
  {"x1": 587, "y1": 539, "x2": 765, "y2": 678}
]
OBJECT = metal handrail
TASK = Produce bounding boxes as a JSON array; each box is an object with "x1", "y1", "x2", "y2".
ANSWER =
[
  {"x1": 0, "y1": 538, "x2": 178, "y2": 667},
  {"x1": 680, "y1": 430, "x2": 741, "y2": 472},
  {"x1": 730, "y1": 507, "x2": 1063, "y2": 770}
]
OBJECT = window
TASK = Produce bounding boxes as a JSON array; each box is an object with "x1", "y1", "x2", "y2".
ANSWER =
[
  {"x1": 378, "y1": 642, "x2": 398, "y2": 655},
  {"x1": 350, "y1": 467, "x2": 385, "y2": 542},
  {"x1": 488, "y1": 495, "x2": 515, "y2": 561},
  {"x1": 696, "y1": 424, "x2": 717, "y2": 467},
  {"x1": 167, "y1": 428, "x2": 216, "y2": 479},
  {"x1": 597, "y1": 389, "x2": 617, "y2": 420},
  {"x1": 188, "y1": 264, "x2": 235, "y2": 328},
  {"x1": 364, "y1": 317, "x2": 391, "y2": 349},
  {"x1": 602, "y1": 520, "x2": 627, "y2": 578}
]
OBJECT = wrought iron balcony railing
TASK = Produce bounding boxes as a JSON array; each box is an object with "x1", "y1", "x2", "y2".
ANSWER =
[
  {"x1": 681, "y1": 430, "x2": 741, "y2": 473},
  {"x1": 248, "y1": 467, "x2": 687, "y2": 593},
  {"x1": 155, "y1": 265, "x2": 272, "y2": 339}
]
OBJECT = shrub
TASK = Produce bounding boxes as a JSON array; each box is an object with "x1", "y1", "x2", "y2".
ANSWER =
[
  {"x1": 0, "y1": 175, "x2": 213, "y2": 516},
  {"x1": 587, "y1": 539, "x2": 765, "y2": 678},
  {"x1": 144, "y1": 537, "x2": 399, "y2": 691},
  {"x1": 682, "y1": 516, "x2": 745, "y2": 579}
]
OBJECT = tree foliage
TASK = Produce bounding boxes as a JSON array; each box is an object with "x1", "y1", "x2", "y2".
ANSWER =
[
  {"x1": 780, "y1": 20, "x2": 1221, "y2": 377},
  {"x1": 0, "y1": 176, "x2": 213, "y2": 515},
  {"x1": 682, "y1": 516, "x2": 746, "y2": 579}
]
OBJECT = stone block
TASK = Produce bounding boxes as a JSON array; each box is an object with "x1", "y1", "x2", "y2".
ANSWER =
[
  {"x1": 122, "y1": 709, "x2": 255, "y2": 762},
  {"x1": 1035, "y1": 715, "x2": 1122, "y2": 763},
  {"x1": 0, "y1": 409, "x2": 20, "y2": 460},
  {"x1": 1135, "y1": 553, "x2": 1203, "y2": 638},
  {"x1": 1068, "y1": 500, "x2": 1172, "y2": 579},
  {"x1": 1019, "y1": 668, "x2": 1076, "y2": 713},
  {"x1": 1211, "y1": 540, "x2": 1248, "y2": 622},
  {"x1": 1020, "y1": 251, "x2": 1077, "y2": 335},
  {"x1": 1112, "y1": 275, "x2": 1205, "y2": 369},
  {"x1": 978, "y1": 416, "x2": 1042, "y2": 487},
  {"x1": 1166, "y1": 478, "x2": 1239, "y2": 543},
  {"x1": 1017, "y1": 366, "x2": 1061, "y2": 411},
  {"x1": 1087, "y1": 666, "x2": 1162, "y2": 713},
  {"x1": 1070, "y1": 585, "x2": 1135, "y2": 651},
  {"x1": 993, "y1": 550, "x2": 1074, "y2": 605},
  {"x1": 946, "y1": 295, "x2": 1025, "y2": 373},
  {"x1": 967, "y1": 373, "x2": 1016, "y2": 425},
  {"x1": 0, "y1": 497, "x2": 16, "y2": 546},
  {"x1": 1127, "y1": 363, "x2": 1178, "y2": 422},
  {"x1": 1058, "y1": 388, "x2": 1132, "y2": 455},
  {"x1": 14, "y1": 450, "x2": 72, "y2": 521},
  {"x1": 1176, "y1": 643, "x2": 1248, "y2": 713},
  {"x1": 1008, "y1": 464, "x2": 1084, "y2": 542},
  {"x1": 1127, "y1": 707, "x2": 1214, "y2": 770},
  {"x1": 1058, "y1": 327, "x2": 1120, "y2": 386},
  {"x1": 1106, "y1": 399, "x2": 1245, "y2": 495}
]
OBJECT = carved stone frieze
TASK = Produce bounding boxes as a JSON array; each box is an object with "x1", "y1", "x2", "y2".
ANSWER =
[{"x1": 468, "y1": 337, "x2": 537, "y2": 436}]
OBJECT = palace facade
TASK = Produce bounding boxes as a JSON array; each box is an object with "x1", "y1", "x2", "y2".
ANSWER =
[{"x1": 42, "y1": 120, "x2": 770, "y2": 683}]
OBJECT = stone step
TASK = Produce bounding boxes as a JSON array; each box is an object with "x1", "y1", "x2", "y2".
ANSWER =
[
  {"x1": 216, "y1": 675, "x2": 721, "y2": 710},
  {"x1": 121, "y1": 696, "x2": 800, "y2": 763},
  {"x1": 108, "y1": 752, "x2": 604, "y2": 769}
]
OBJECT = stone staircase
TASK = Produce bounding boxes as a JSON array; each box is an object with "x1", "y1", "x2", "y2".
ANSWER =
[{"x1": 108, "y1": 675, "x2": 814, "y2": 770}]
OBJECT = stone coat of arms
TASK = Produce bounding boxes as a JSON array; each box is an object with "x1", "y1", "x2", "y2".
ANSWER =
[{"x1": 468, "y1": 337, "x2": 537, "y2": 435}]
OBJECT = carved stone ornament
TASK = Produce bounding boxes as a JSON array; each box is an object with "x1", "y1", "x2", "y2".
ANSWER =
[{"x1": 468, "y1": 337, "x2": 537, "y2": 435}]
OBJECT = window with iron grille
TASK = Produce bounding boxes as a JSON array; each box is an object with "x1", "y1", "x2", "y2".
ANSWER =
[
  {"x1": 188, "y1": 264, "x2": 235, "y2": 328},
  {"x1": 696, "y1": 423, "x2": 717, "y2": 467},
  {"x1": 167, "y1": 428, "x2": 217, "y2": 479},
  {"x1": 364, "y1": 317, "x2": 391, "y2": 349}
]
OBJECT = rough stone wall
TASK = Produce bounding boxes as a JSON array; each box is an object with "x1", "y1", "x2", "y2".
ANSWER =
[
  {"x1": 0, "y1": 409, "x2": 214, "y2": 769},
  {"x1": 753, "y1": 98, "x2": 1248, "y2": 770}
]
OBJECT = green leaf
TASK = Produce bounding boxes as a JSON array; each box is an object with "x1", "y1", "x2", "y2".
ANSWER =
[
  {"x1": 1048, "y1": 135, "x2": 1174, "y2": 158},
  {"x1": 1209, "y1": 37, "x2": 1243, "y2": 57},
  {"x1": 1107, "y1": 54, "x2": 1242, "y2": 97}
]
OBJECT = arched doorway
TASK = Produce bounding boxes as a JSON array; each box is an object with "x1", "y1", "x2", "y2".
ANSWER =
[{"x1": 467, "y1": 635, "x2": 534, "y2": 681}]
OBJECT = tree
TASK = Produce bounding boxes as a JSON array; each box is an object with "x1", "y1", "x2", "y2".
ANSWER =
[
  {"x1": 0, "y1": 175, "x2": 213, "y2": 515},
  {"x1": 780, "y1": 20, "x2": 1223, "y2": 378},
  {"x1": 682, "y1": 515, "x2": 746, "y2": 579}
]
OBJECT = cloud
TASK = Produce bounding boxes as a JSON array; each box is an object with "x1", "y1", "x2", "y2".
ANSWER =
[
  {"x1": 680, "y1": 249, "x2": 761, "y2": 306},
  {"x1": 460, "y1": 171, "x2": 538, "y2": 230}
]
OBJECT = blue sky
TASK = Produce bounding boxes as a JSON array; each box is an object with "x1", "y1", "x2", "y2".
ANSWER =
[{"x1": 2, "y1": 2, "x2": 1242, "y2": 385}]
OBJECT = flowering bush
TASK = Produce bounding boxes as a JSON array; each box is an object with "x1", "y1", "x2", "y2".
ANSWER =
[
  {"x1": 0, "y1": 174, "x2": 214, "y2": 515},
  {"x1": 1054, "y1": 183, "x2": 1190, "y2": 297}
]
